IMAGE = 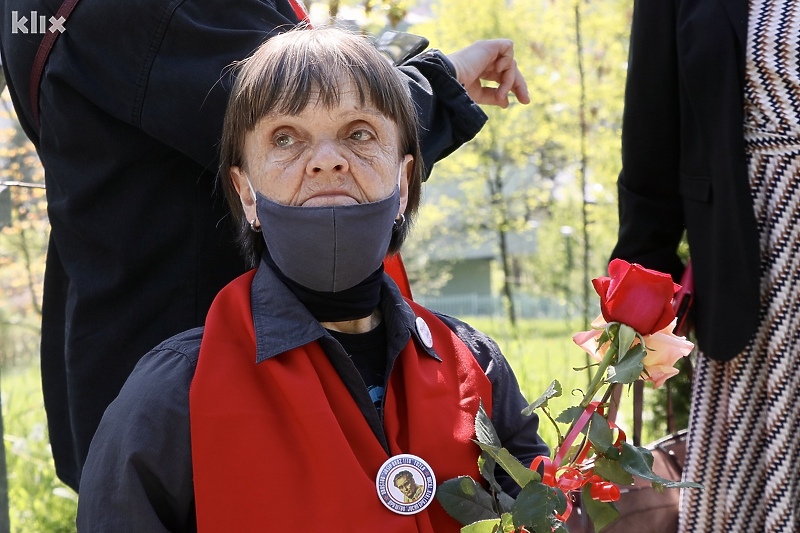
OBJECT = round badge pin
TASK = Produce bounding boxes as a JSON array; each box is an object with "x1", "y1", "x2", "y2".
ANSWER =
[
  {"x1": 415, "y1": 317, "x2": 434, "y2": 349},
  {"x1": 375, "y1": 453, "x2": 436, "y2": 515}
]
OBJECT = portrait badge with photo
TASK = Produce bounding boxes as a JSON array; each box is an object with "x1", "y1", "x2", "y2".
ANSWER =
[{"x1": 375, "y1": 454, "x2": 436, "y2": 515}]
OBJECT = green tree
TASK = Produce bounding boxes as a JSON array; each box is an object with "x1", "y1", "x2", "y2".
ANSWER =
[{"x1": 408, "y1": 0, "x2": 631, "y2": 326}]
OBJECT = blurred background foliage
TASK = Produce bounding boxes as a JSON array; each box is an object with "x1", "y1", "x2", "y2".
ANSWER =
[{"x1": 1, "y1": 89, "x2": 75, "y2": 531}]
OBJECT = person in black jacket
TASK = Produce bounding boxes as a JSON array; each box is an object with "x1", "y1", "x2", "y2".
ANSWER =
[
  {"x1": 76, "y1": 28, "x2": 547, "y2": 531},
  {"x1": 611, "y1": 0, "x2": 800, "y2": 531},
  {"x1": 0, "y1": 0, "x2": 528, "y2": 491}
]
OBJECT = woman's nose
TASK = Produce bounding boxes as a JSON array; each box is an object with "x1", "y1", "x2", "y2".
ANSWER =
[{"x1": 306, "y1": 140, "x2": 349, "y2": 176}]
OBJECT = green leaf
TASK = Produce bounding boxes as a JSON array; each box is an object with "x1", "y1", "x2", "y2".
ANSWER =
[
  {"x1": 587, "y1": 412, "x2": 615, "y2": 454},
  {"x1": 602, "y1": 446, "x2": 621, "y2": 460},
  {"x1": 497, "y1": 491, "x2": 516, "y2": 514},
  {"x1": 581, "y1": 485, "x2": 620, "y2": 532},
  {"x1": 597, "y1": 325, "x2": 613, "y2": 349},
  {"x1": 437, "y1": 476, "x2": 500, "y2": 526},
  {"x1": 615, "y1": 323, "x2": 637, "y2": 361},
  {"x1": 555, "y1": 405, "x2": 584, "y2": 425},
  {"x1": 475, "y1": 442, "x2": 540, "y2": 488},
  {"x1": 475, "y1": 402, "x2": 502, "y2": 449},
  {"x1": 522, "y1": 380, "x2": 562, "y2": 416},
  {"x1": 606, "y1": 323, "x2": 620, "y2": 341},
  {"x1": 512, "y1": 481, "x2": 567, "y2": 532},
  {"x1": 474, "y1": 403, "x2": 506, "y2": 494},
  {"x1": 500, "y1": 512, "x2": 516, "y2": 533},
  {"x1": 478, "y1": 453, "x2": 503, "y2": 494},
  {"x1": 618, "y1": 442, "x2": 703, "y2": 489},
  {"x1": 592, "y1": 456, "x2": 634, "y2": 486},
  {"x1": 475, "y1": 402, "x2": 503, "y2": 491},
  {"x1": 619, "y1": 441, "x2": 653, "y2": 471},
  {"x1": 608, "y1": 344, "x2": 646, "y2": 384},
  {"x1": 460, "y1": 519, "x2": 501, "y2": 533}
]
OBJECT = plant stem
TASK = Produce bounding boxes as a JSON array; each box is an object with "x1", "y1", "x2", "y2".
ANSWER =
[
  {"x1": 556, "y1": 332, "x2": 620, "y2": 465},
  {"x1": 580, "y1": 340, "x2": 617, "y2": 407},
  {"x1": 600, "y1": 382, "x2": 617, "y2": 404}
]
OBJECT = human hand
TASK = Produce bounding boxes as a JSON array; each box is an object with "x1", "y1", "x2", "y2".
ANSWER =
[{"x1": 446, "y1": 39, "x2": 529, "y2": 108}]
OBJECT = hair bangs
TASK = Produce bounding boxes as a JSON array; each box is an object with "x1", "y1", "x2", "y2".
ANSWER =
[{"x1": 235, "y1": 32, "x2": 408, "y2": 128}]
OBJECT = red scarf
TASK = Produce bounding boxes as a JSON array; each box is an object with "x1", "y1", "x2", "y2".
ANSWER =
[{"x1": 190, "y1": 270, "x2": 493, "y2": 531}]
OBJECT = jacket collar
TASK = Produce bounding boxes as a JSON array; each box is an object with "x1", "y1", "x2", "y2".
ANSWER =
[{"x1": 249, "y1": 263, "x2": 439, "y2": 363}]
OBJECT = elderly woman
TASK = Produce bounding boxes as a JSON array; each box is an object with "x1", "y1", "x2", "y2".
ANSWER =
[{"x1": 77, "y1": 28, "x2": 548, "y2": 532}]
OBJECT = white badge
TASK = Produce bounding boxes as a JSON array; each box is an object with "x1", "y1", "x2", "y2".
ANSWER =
[
  {"x1": 375, "y1": 454, "x2": 436, "y2": 515},
  {"x1": 415, "y1": 317, "x2": 433, "y2": 349}
]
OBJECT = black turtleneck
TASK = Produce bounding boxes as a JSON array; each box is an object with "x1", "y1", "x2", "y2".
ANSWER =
[{"x1": 261, "y1": 249, "x2": 383, "y2": 322}]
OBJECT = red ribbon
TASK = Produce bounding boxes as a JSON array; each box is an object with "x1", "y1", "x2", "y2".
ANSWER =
[
  {"x1": 588, "y1": 475, "x2": 621, "y2": 503},
  {"x1": 554, "y1": 402, "x2": 600, "y2": 466},
  {"x1": 529, "y1": 456, "x2": 580, "y2": 521},
  {"x1": 528, "y1": 401, "x2": 623, "y2": 521}
]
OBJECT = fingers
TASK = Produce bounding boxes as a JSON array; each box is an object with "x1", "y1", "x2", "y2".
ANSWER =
[
  {"x1": 465, "y1": 84, "x2": 504, "y2": 107},
  {"x1": 503, "y1": 60, "x2": 530, "y2": 105},
  {"x1": 476, "y1": 62, "x2": 527, "y2": 108},
  {"x1": 490, "y1": 43, "x2": 529, "y2": 107},
  {"x1": 447, "y1": 39, "x2": 529, "y2": 108}
]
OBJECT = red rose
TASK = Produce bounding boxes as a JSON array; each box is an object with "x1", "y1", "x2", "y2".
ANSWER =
[{"x1": 592, "y1": 259, "x2": 680, "y2": 335}]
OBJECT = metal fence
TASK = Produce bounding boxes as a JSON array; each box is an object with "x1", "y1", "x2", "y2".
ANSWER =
[{"x1": 415, "y1": 293, "x2": 574, "y2": 319}]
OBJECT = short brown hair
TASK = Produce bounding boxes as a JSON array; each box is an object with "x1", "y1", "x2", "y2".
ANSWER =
[{"x1": 219, "y1": 27, "x2": 424, "y2": 267}]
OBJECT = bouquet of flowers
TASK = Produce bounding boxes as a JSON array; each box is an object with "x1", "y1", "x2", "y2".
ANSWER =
[{"x1": 437, "y1": 259, "x2": 702, "y2": 533}]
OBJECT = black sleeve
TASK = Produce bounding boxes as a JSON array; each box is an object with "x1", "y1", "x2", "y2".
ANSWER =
[
  {"x1": 610, "y1": 0, "x2": 685, "y2": 280},
  {"x1": 400, "y1": 50, "x2": 488, "y2": 175},
  {"x1": 435, "y1": 313, "x2": 551, "y2": 496},
  {"x1": 77, "y1": 330, "x2": 201, "y2": 533}
]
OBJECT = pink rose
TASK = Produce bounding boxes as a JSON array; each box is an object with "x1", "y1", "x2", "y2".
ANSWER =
[
  {"x1": 572, "y1": 315, "x2": 609, "y2": 363},
  {"x1": 573, "y1": 316, "x2": 694, "y2": 388},
  {"x1": 641, "y1": 320, "x2": 694, "y2": 388},
  {"x1": 592, "y1": 259, "x2": 680, "y2": 335}
]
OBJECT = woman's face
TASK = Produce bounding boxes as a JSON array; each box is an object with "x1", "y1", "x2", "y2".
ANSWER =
[{"x1": 231, "y1": 81, "x2": 414, "y2": 223}]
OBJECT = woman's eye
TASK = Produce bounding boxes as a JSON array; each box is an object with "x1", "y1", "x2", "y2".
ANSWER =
[
  {"x1": 349, "y1": 129, "x2": 374, "y2": 141},
  {"x1": 274, "y1": 134, "x2": 295, "y2": 147}
]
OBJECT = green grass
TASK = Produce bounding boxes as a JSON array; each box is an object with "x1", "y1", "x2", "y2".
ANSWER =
[
  {"x1": 2, "y1": 364, "x2": 77, "y2": 533},
  {"x1": 464, "y1": 316, "x2": 665, "y2": 447},
  {"x1": 464, "y1": 316, "x2": 594, "y2": 447}
]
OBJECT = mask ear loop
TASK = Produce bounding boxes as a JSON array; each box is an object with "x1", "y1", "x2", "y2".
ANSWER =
[
  {"x1": 245, "y1": 177, "x2": 262, "y2": 232},
  {"x1": 393, "y1": 163, "x2": 407, "y2": 231},
  {"x1": 245, "y1": 177, "x2": 258, "y2": 203}
]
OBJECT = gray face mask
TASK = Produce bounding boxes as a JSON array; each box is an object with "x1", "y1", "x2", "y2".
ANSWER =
[{"x1": 256, "y1": 187, "x2": 400, "y2": 292}]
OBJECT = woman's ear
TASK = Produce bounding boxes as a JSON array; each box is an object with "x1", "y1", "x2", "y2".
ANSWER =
[
  {"x1": 398, "y1": 154, "x2": 413, "y2": 215},
  {"x1": 230, "y1": 166, "x2": 258, "y2": 224}
]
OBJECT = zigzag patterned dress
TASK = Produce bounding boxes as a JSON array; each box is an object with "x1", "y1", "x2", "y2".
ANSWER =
[{"x1": 679, "y1": 1, "x2": 800, "y2": 531}]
